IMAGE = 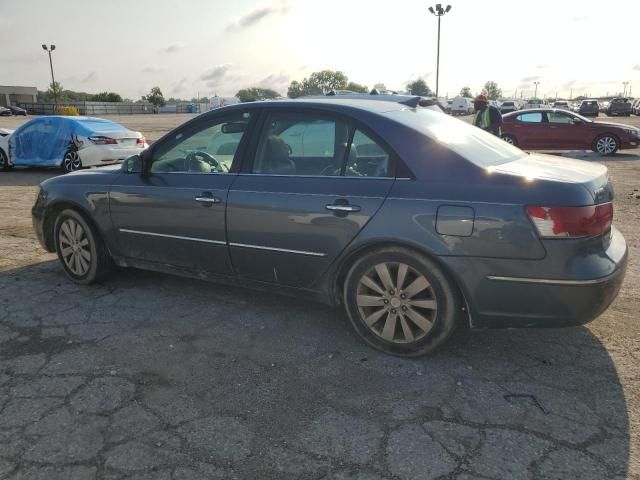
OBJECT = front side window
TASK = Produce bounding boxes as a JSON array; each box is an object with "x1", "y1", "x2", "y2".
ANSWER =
[
  {"x1": 150, "y1": 113, "x2": 250, "y2": 173},
  {"x1": 252, "y1": 113, "x2": 348, "y2": 176},
  {"x1": 517, "y1": 113, "x2": 543, "y2": 123},
  {"x1": 547, "y1": 112, "x2": 574, "y2": 124}
]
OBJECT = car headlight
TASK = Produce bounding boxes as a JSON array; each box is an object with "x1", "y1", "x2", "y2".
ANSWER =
[{"x1": 624, "y1": 129, "x2": 638, "y2": 137}]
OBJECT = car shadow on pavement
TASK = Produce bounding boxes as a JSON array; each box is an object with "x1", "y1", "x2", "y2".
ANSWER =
[{"x1": 0, "y1": 260, "x2": 631, "y2": 479}]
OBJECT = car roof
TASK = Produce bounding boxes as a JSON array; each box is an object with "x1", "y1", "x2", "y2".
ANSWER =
[{"x1": 503, "y1": 108, "x2": 574, "y2": 117}]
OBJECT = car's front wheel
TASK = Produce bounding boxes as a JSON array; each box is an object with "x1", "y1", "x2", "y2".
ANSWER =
[
  {"x1": 61, "y1": 151, "x2": 82, "y2": 173},
  {"x1": 343, "y1": 247, "x2": 462, "y2": 356},
  {"x1": 593, "y1": 134, "x2": 619, "y2": 155},
  {"x1": 54, "y1": 209, "x2": 113, "y2": 284}
]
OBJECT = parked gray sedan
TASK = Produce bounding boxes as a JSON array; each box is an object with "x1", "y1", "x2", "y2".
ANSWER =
[{"x1": 31, "y1": 98, "x2": 628, "y2": 356}]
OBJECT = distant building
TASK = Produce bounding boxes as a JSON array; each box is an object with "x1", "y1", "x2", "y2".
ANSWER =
[{"x1": 0, "y1": 85, "x2": 37, "y2": 107}]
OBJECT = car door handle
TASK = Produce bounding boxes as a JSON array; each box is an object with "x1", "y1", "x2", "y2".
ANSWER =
[
  {"x1": 326, "y1": 203, "x2": 361, "y2": 213},
  {"x1": 195, "y1": 196, "x2": 221, "y2": 204}
]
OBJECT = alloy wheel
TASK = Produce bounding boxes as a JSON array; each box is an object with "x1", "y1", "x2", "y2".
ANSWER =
[
  {"x1": 356, "y1": 262, "x2": 437, "y2": 344},
  {"x1": 63, "y1": 151, "x2": 82, "y2": 172},
  {"x1": 502, "y1": 135, "x2": 515, "y2": 145},
  {"x1": 596, "y1": 136, "x2": 617, "y2": 155},
  {"x1": 0, "y1": 150, "x2": 7, "y2": 168},
  {"x1": 58, "y1": 218, "x2": 92, "y2": 276}
]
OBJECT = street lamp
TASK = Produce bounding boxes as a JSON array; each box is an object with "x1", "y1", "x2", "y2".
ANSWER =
[
  {"x1": 622, "y1": 81, "x2": 629, "y2": 97},
  {"x1": 41, "y1": 44, "x2": 57, "y2": 106},
  {"x1": 533, "y1": 81, "x2": 540, "y2": 99},
  {"x1": 428, "y1": 3, "x2": 452, "y2": 98}
]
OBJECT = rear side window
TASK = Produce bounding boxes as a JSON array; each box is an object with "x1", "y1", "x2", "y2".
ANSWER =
[
  {"x1": 252, "y1": 113, "x2": 348, "y2": 176},
  {"x1": 517, "y1": 113, "x2": 543, "y2": 123},
  {"x1": 547, "y1": 112, "x2": 574, "y2": 124}
]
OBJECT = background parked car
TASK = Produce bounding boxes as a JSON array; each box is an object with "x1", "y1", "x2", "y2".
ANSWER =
[
  {"x1": 0, "y1": 116, "x2": 147, "y2": 172},
  {"x1": 501, "y1": 109, "x2": 639, "y2": 154},
  {"x1": 523, "y1": 98, "x2": 548, "y2": 109},
  {"x1": 632, "y1": 98, "x2": 640, "y2": 115},
  {"x1": 552, "y1": 101, "x2": 571, "y2": 110},
  {"x1": 450, "y1": 96, "x2": 475, "y2": 115},
  {"x1": 578, "y1": 99, "x2": 600, "y2": 117},
  {"x1": 499, "y1": 100, "x2": 519, "y2": 113},
  {"x1": 606, "y1": 98, "x2": 632, "y2": 116},
  {"x1": 8, "y1": 105, "x2": 27, "y2": 116},
  {"x1": 0, "y1": 107, "x2": 11, "y2": 117}
]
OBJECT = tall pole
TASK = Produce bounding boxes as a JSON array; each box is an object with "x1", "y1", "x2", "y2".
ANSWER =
[
  {"x1": 435, "y1": 14, "x2": 441, "y2": 98},
  {"x1": 622, "y1": 82, "x2": 628, "y2": 97},
  {"x1": 428, "y1": 4, "x2": 451, "y2": 99},
  {"x1": 48, "y1": 50, "x2": 57, "y2": 106},
  {"x1": 533, "y1": 81, "x2": 540, "y2": 99},
  {"x1": 42, "y1": 44, "x2": 57, "y2": 106}
]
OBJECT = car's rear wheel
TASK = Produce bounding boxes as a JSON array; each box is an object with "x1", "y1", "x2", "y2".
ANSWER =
[
  {"x1": 593, "y1": 134, "x2": 619, "y2": 155},
  {"x1": 502, "y1": 134, "x2": 518, "y2": 146},
  {"x1": 54, "y1": 209, "x2": 113, "y2": 284},
  {"x1": 61, "y1": 151, "x2": 82, "y2": 173},
  {"x1": 343, "y1": 247, "x2": 461, "y2": 356},
  {"x1": 0, "y1": 149, "x2": 12, "y2": 171}
]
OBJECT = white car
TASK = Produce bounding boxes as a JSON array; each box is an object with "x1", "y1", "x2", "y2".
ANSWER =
[
  {"x1": 450, "y1": 96, "x2": 475, "y2": 115},
  {"x1": 0, "y1": 116, "x2": 147, "y2": 172},
  {"x1": 523, "y1": 98, "x2": 549, "y2": 109}
]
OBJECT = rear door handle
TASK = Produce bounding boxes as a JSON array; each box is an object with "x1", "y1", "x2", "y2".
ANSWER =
[{"x1": 326, "y1": 203, "x2": 361, "y2": 213}]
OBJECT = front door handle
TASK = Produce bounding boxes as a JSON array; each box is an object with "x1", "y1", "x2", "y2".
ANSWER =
[
  {"x1": 326, "y1": 203, "x2": 361, "y2": 213},
  {"x1": 195, "y1": 193, "x2": 221, "y2": 205}
]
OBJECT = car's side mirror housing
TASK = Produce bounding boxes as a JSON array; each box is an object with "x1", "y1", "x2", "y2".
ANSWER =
[
  {"x1": 122, "y1": 155, "x2": 143, "y2": 174},
  {"x1": 572, "y1": 118, "x2": 583, "y2": 125}
]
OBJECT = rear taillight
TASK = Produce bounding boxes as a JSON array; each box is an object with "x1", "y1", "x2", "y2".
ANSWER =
[
  {"x1": 88, "y1": 135, "x2": 117, "y2": 145},
  {"x1": 137, "y1": 136, "x2": 146, "y2": 145},
  {"x1": 526, "y1": 203, "x2": 613, "y2": 238}
]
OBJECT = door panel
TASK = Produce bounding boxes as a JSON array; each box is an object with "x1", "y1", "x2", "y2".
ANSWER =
[
  {"x1": 546, "y1": 112, "x2": 585, "y2": 149},
  {"x1": 109, "y1": 173, "x2": 234, "y2": 274},
  {"x1": 226, "y1": 176, "x2": 394, "y2": 287},
  {"x1": 513, "y1": 112, "x2": 548, "y2": 149}
]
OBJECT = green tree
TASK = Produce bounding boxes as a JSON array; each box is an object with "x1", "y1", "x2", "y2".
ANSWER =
[
  {"x1": 91, "y1": 91, "x2": 123, "y2": 102},
  {"x1": 235, "y1": 87, "x2": 280, "y2": 102},
  {"x1": 372, "y1": 83, "x2": 387, "y2": 92},
  {"x1": 307, "y1": 70, "x2": 348, "y2": 93},
  {"x1": 460, "y1": 86, "x2": 472, "y2": 98},
  {"x1": 407, "y1": 79, "x2": 432, "y2": 96},
  {"x1": 143, "y1": 86, "x2": 166, "y2": 107},
  {"x1": 46, "y1": 81, "x2": 65, "y2": 102},
  {"x1": 345, "y1": 81, "x2": 368, "y2": 93},
  {"x1": 482, "y1": 81, "x2": 502, "y2": 100}
]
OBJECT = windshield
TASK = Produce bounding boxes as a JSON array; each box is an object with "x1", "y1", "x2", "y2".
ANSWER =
[{"x1": 388, "y1": 108, "x2": 526, "y2": 167}]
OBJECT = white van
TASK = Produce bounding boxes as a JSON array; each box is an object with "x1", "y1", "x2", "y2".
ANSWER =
[{"x1": 450, "y1": 96, "x2": 475, "y2": 115}]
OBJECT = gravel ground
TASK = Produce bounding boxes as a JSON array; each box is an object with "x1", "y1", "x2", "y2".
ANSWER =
[{"x1": 0, "y1": 113, "x2": 639, "y2": 479}]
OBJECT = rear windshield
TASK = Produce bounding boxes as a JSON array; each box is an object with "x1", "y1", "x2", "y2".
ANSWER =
[
  {"x1": 388, "y1": 108, "x2": 526, "y2": 167},
  {"x1": 503, "y1": 102, "x2": 514, "y2": 106},
  {"x1": 582, "y1": 101, "x2": 597, "y2": 106}
]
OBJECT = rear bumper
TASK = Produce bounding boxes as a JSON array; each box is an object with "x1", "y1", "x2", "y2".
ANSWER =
[{"x1": 444, "y1": 226, "x2": 628, "y2": 328}]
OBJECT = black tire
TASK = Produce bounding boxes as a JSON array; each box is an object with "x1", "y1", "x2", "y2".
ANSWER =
[
  {"x1": 53, "y1": 209, "x2": 113, "y2": 284},
  {"x1": 343, "y1": 247, "x2": 462, "y2": 356},
  {"x1": 592, "y1": 134, "x2": 619, "y2": 156},
  {"x1": 502, "y1": 134, "x2": 518, "y2": 146},
  {"x1": 0, "y1": 149, "x2": 12, "y2": 171},
  {"x1": 61, "y1": 150, "x2": 82, "y2": 173}
]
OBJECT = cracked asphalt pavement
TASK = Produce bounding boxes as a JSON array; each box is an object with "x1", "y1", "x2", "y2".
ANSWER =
[{"x1": 0, "y1": 115, "x2": 639, "y2": 479}]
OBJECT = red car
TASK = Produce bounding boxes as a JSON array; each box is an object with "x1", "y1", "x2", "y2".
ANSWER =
[{"x1": 501, "y1": 109, "x2": 639, "y2": 155}]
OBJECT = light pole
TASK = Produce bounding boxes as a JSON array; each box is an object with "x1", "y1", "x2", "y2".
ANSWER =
[
  {"x1": 622, "y1": 81, "x2": 629, "y2": 97},
  {"x1": 41, "y1": 44, "x2": 57, "y2": 106},
  {"x1": 533, "y1": 81, "x2": 540, "y2": 99},
  {"x1": 428, "y1": 3, "x2": 452, "y2": 98}
]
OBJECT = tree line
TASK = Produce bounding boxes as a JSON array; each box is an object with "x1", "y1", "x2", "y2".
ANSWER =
[{"x1": 37, "y1": 74, "x2": 505, "y2": 108}]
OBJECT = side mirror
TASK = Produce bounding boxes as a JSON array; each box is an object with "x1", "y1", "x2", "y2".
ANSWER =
[
  {"x1": 122, "y1": 155, "x2": 143, "y2": 174},
  {"x1": 572, "y1": 118, "x2": 583, "y2": 125}
]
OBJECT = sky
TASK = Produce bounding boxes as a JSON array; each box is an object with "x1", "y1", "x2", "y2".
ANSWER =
[{"x1": 1, "y1": 0, "x2": 639, "y2": 100}]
